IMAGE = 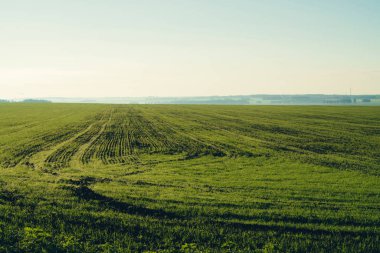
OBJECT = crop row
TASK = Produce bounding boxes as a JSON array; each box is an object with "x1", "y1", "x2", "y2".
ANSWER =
[
  {"x1": 80, "y1": 108, "x2": 227, "y2": 165},
  {"x1": 1, "y1": 122, "x2": 93, "y2": 168},
  {"x1": 39, "y1": 105, "x2": 380, "y2": 173},
  {"x1": 44, "y1": 113, "x2": 109, "y2": 168}
]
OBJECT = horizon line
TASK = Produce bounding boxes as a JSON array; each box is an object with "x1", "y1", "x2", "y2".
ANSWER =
[{"x1": 3, "y1": 93, "x2": 380, "y2": 100}]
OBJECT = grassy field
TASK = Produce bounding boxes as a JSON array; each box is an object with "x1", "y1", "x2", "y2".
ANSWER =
[{"x1": 0, "y1": 103, "x2": 379, "y2": 252}]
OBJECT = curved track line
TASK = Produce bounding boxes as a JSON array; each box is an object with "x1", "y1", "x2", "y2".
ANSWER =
[{"x1": 71, "y1": 110, "x2": 113, "y2": 166}]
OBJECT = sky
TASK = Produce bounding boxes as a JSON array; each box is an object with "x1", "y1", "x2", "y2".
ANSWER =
[{"x1": 0, "y1": 0, "x2": 379, "y2": 99}]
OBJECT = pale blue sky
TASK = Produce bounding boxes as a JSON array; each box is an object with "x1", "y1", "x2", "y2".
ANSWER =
[{"x1": 1, "y1": 0, "x2": 379, "y2": 98}]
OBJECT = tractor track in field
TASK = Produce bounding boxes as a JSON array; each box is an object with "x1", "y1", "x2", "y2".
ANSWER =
[
  {"x1": 25, "y1": 122, "x2": 97, "y2": 170},
  {"x1": 72, "y1": 110, "x2": 113, "y2": 166},
  {"x1": 23, "y1": 110, "x2": 112, "y2": 169}
]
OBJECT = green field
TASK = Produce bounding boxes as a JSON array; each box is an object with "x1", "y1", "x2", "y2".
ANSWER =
[{"x1": 0, "y1": 103, "x2": 379, "y2": 252}]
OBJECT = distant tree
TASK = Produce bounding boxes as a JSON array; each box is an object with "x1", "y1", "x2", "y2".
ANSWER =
[{"x1": 21, "y1": 99, "x2": 51, "y2": 103}]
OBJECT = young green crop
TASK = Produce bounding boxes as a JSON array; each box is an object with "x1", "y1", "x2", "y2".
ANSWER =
[{"x1": 0, "y1": 103, "x2": 379, "y2": 252}]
